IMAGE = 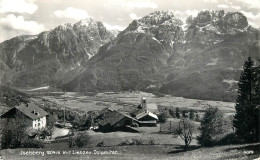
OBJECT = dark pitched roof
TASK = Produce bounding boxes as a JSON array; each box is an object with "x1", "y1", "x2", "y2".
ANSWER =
[
  {"x1": 93, "y1": 108, "x2": 113, "y2": 120},
  {"x1": 15, "y1": 103, "x2": 48, "y2": 119},
  {"x1": 99, "y1": 111, "x2": 137, "y2": 127},
  {"x1": 98, "y1": 108, "x2": 113, "y2": 116}
]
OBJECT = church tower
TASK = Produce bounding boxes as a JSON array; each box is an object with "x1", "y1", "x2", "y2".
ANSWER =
[{"x1": 141, "y1": 97, "x2": 147, "y2": 109}]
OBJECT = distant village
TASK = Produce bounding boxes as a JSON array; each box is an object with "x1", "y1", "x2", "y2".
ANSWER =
[{"x1": 0, "y1": 97, "x2": 159, "y2": 140}]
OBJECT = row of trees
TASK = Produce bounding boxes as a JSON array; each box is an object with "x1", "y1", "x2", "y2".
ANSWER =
[
  {"x1": 159, "y1": 108, "x2": 200, "y2": 123},
  {"x1": 169, "y1": 108, "x2": 199, "y2": 120}
]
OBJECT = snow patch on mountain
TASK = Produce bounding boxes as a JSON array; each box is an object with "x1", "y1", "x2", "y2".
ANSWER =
[
  {"x1": 27, "y1": 86, "x2": 50, "y2": 91},
  {"x1": 223, "y1": 79, "x2": 238, "y2": 90}
]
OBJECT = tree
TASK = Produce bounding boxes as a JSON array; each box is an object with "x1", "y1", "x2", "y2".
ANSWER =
[
  {"x1": 67, "y1": 133, "x2": 90, "y2": 148},
  {"x1": 158, "y1": 112, "x2": 167, "y2": 123},
  {"x1": 74, "y1": 135, "x2": 84, "y2": 148},
  {"x1": 169, "y1": 109, "x2": 176, "y2": 118},
  {"x1": 67, "y1": 134, "x2": 74, "y2": 148},
  {"x1": 252, "y1": 65, "x2": 260, "y2": 142},
  {"x1": 176, "y1": 107, "x2": 180, "y2": 118},
  {"x1": 189, "y1": 109, "x2": 195, "y2": 120},
  {"x1": 46, "y1": 114, "x2": 56, "y2": 139},
  {"x1": 1, "y1": 112, "x2": 30, "y2": 149},
  {"x1": 182, "y1": 110, "x2": 188, "y2": 118},
  {"x1": 195, "y1": 114, "x2": 200, "y2": 122},
  {"x1": 198, "y1": 107, "x2": 229, "y2": 146},
  {"x1": 175, "y1": 119, "x2": 194, "y2": 148},
  {"x1": 71, "y1": 114, "x2": 88, "y2": 129},
  {"x1": 233, "y1": 57, "x2": 259, "y2": 143}
]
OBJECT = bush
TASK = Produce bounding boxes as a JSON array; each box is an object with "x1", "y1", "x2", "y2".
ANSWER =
[
  {"x1": 21, "y1": 138, "x2": 44, "y2": 148},
  {"x1": 132, "y1": 138, "x2": 143, "y2": 145},
  {"x1": 67, "y1": 132, "x2": 89, "y2": 148},
  {"x1": 119, "y1": 139, "x2": 131, "y2": 146},
  {"x1": 74, "y1": 136, "x2": 84, "y2": 148},
  {"x1": 158, "y1": 112, "x2": 167, "y2": 123},
  {"x1": 149, "y1": 138, "x2": 157, "y2": 145},
  {"x1": 96, "y1": 141, "x2": 104, "y2": 147},
  {"x1": 214, "y1": 133, "x2": 241, "y2": 145}
]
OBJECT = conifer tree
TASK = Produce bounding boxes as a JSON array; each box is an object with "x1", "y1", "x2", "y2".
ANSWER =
[
  {"x1": 182, "y1": 110, "x2": 188, "y2": 118},
  {"x1": 195, "y1": 114, "x2": 200, "y2": 122},
  {"x1": 233, "y1": 57, "x2": 259, "y2": 143},
  {"x1": 189, "y1": 109, "x2": 195, "y2": 120},
  {"x1": 198, "y1": 107, "x2": 227, "y2": 146},
  {"x1": 252, "y1": 65, "x2": 260, "y2": 142},
  {"x1": 176, "y1": 107, "x2": 180, "y2": 118},
  {"x1": 169, "y1": 109, "x2": 176, "y2": 118}
]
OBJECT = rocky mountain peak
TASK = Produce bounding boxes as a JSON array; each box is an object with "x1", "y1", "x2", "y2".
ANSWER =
[
  {"x1": 138, "y1": 10, "x2": 177, "y2": 25},
  {"x1": 55, "y1": 23, "x2": 73, "y2": 31},
  {"x1": 121, "y1": 10, "x2": 182, "y2": 33},
  {"x1": 0, "y1": 17, "x2": 116, "y2": 87},
  {"x1": 117, "y1": 10, "x2": 183, "y2": 46},
  {"x1": 74, "y1": 18, "x2": 99, "y2": 28},
  {"x1": 190, "y1": 10, "x2": 248, "y2": 32},
  {"x1": 224, "y1": 12, "x2": 248, "y2": 29}
]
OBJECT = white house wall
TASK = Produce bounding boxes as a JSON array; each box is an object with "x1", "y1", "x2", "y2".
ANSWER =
[{"x1": 32, "y1": 116, "x2": 47, "y2": 130}]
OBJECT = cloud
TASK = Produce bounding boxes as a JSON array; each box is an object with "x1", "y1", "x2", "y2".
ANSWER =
[
  {"x1": 204, "y1": 0, "x2": 218, "y2": 3},
  {"x1": 173, "y1": 10, "x2": 199, "y2": 18},
  {"x1": 185, "y1": 10, "x2": 199, "y2": 17},
  {"x1": 240, "y1": 11, "x2": 260, "y2": 20},
  {"x1": 248, "y1": 21, "x2": 259, "y2": 28},
  {"x1": 237, "y1": 0, "x2": 260, "y2": 9},
  {"x1": 116, "y1": 18, "x2": 124, "y2": 21},
  {"x1": 123, "y1": 1, "x2": 158, "y2": 9},
  {"x1": 103, "y1": 23, "x2": 125, "y2": 31},
  {"x1": 217, "y1": 4, "x2": 229, "y2": 8},
  {"x1": 53, "y1": 7, "x2": 90, "y2": 20},
  {"x1": 129, "y1": 13, "x2": 141, "y2": 20},
  {"x1": 0, "y1": 0, "x2": 38, "y2": 14},
  {"x1": 230, "y1": 5, "x2": 241, "y2": 10},
  {"x1": 0, "y1": 14, "x2": 44, "y2": 35}
]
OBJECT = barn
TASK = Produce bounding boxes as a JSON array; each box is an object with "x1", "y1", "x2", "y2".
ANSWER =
[
  {"x1": 94, "y1": 97, "x2": 159, "y2": 132},
  {"x1": 97, "y1": 110, "x2": 139, "y2": 132}
]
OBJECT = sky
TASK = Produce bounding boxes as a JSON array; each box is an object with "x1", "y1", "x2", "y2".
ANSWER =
[{"x1": 0, "y1": 0, "x2": 260, "y2": 42}]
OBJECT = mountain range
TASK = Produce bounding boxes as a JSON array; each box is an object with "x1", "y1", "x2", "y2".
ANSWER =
[
  {"x1": 0, "y1": 18, "x2": 116, "y2": 86},
  {"x1": 0, "y1": 10, "x2": 259, "y2": 102}
]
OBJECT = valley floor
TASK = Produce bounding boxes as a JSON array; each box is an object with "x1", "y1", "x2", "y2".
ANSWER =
[{"x1": 1, "y1": 89, "x2": 245, "y2": 160}]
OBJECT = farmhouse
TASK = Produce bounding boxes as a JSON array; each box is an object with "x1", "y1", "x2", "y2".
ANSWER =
[{"x1": 0, "y1": 103, "x2": 48, "y2": 130}]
